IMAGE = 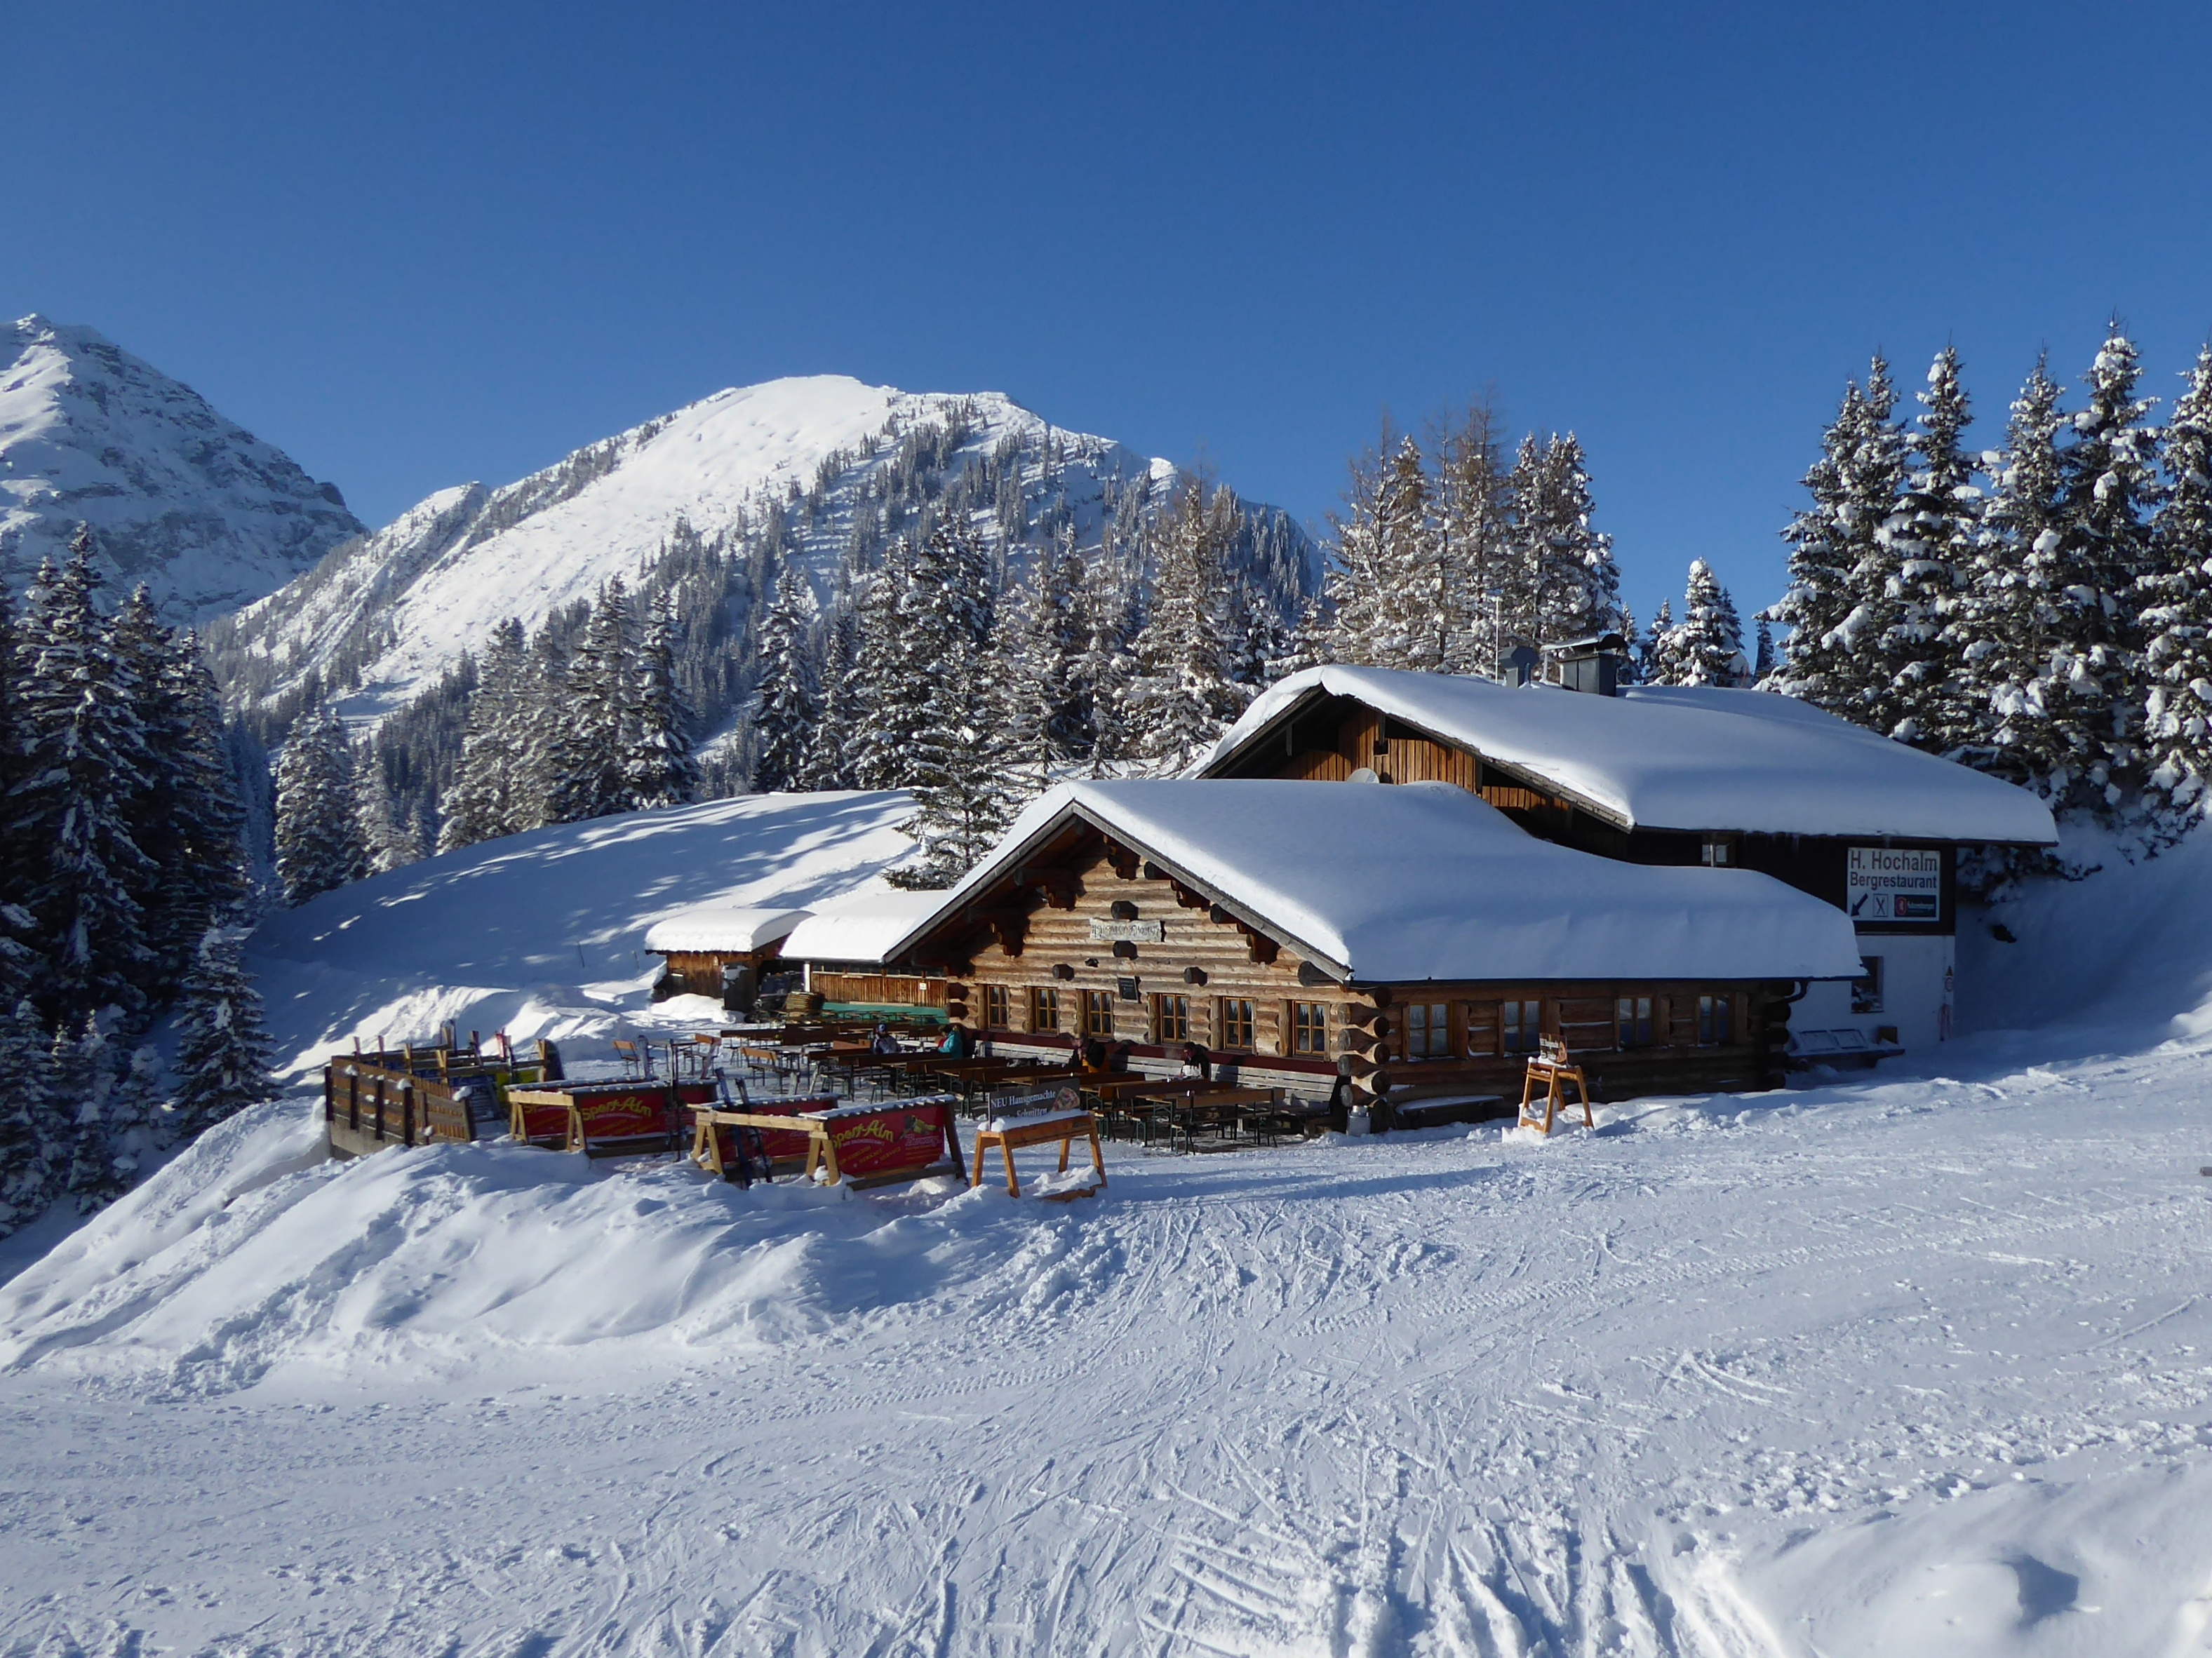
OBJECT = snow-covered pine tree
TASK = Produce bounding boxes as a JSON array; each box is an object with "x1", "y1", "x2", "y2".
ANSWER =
[
  {"x1": 802, "y1": 599, "x2": 862, "y2": 789},
  {"x1": 626, "y1": 592, "x2": 701, "y2": 809},
  {"x1": 2140, "y1": 344, "x2": 2212, "y2": 817},
  {"x1": 1014, "y1": 528, "x2": 1094, "y2": 768},
  {"x1": 56, "y1": 1014, "x2": 125, "y2": 1211},
  {"x1": 546, "y1": 579, "x2": 641, "y2": 823},
  {"x1": 1366, "y1": 435, "x2": 1438, "y2": 668},
  {"x1": 0, "y1": 997, "x2": 56, "y2": 1236},
  {"x1": 1640, "y1": 600, "x2": 1676, "y2": 685},
  {"x1": 747, "y1": 563, "x2": 821, "y2": 793},
  {"x1": 1523, "y1": 434, "x2": 1622, "y2": 645},
  {"x1": 274, "y1": 704, "x2": 367, "y2": 905},
  {"x1": 1753, "y1": 616, "x2": 1776, "y2": 682},
  {"x1": 154, "y1": 630, "x2": 250, "y2": 971},
  {"x1": 2022, "y1": 325, "x2": 2163, "y2": 818},
  {"x1": 1651, "y1": 561, "x2": 1745, "y2": 686},
  {"x1": 1275, "y1": 593, "x2": 1334, "y2": 682},
  {"x1": 1876, "y1": 347, "x2": 1978, "y2": 746},
  {"x1": 104, "y1": 1044, "x2": 166, "y2": 1191},
  {"x1": 1078, "y1": 550, "x2": 1141, "y2": 771},
  {"x1": 847, "y1": 537, "x2": 925, "y2": 790},
  {"x1": 1127, "y1": 478, "x2": 1248, "y2": 771},
  {"x1": 1495, "y1": 436, "x2": 1549, "y2": 659},
  {"x1": 1770, "y1": 361, "x2": 1905, "y2": 721},
  {"x1": 885, "y1": 632, "x2": 1019, "y2": 889},
  {"x1": 1223, "y1": 576, "x2": 1292, "y2": 692},
  {"x1": 438, "y1": 619, "x2": 534, "y2": 851},
  {"x1": 356, "y1": 750, "x2": 424, "y2": 874},
  {"x1": 10, "y1": 531, "x2": 155, "y2": 1022},
  {"x1": 1948, "y1": 356, "x2": 2067, "y2": 786},
  {"x1": 170, "y1": 928, "x2": 279, "y2": 1139}
]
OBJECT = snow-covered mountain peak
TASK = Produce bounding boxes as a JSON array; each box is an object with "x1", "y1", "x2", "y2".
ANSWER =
[
  {"x1": 210, "y1": 371, "x2": 1289, "y2": 732},
  {"x1": 1, "y1": 315, "x2": 364, "y2": 623}
]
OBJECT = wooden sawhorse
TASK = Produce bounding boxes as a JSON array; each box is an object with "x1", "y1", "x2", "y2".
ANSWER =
[
  {"x1": 972, "y1": 1110, "x2": 1105, "y2": 1198},
  {"x1": 1517, "y1": 1037, "x2": 1594, "y2": 1135}
]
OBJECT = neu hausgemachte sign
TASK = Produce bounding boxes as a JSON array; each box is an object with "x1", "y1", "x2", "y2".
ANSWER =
[{"x1": 1845, "y1": 847, "x2": 1940, "y2": 924}]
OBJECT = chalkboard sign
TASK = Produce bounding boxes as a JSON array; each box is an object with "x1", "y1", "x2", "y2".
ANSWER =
[{"x1": 1117, "y1": 976, "x2": 1140, "y2": 1002}]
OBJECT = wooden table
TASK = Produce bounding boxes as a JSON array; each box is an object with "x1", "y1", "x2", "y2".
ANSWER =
[{"x1": 971, "y1": 1110, "x2": 1105, "y2": 1198}]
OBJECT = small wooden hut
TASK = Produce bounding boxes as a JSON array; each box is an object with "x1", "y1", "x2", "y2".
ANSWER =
[{"x1": 642, "y1": 907, "x2": 812, "y2": 1006}]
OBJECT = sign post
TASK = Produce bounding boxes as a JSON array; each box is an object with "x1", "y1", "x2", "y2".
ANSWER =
[{"x1": 1844, "y1": 847, "x2": 1941, "y2": 924}]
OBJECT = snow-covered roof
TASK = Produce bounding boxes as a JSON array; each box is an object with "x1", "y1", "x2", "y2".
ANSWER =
[
  {"x1": 885, "y1": 779, "x2": 1866, "y2": 985},
  {"x1": 1197, "y1": 667, "x2": 2059, "y2": 844},
  {"x1": 779, "y1": 892, "x2": 947, "y2": 966},
  {"x1": 642, "y1": 906, "x2": 812, "y2": 954}
]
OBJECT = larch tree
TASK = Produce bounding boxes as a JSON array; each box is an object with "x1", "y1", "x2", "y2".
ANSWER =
[{"x1": 1127, "y1": 478, "x2": 1247, "y2": 772}]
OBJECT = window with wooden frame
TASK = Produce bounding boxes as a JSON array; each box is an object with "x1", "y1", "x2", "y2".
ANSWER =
[
  {"x1": 1615, "y1": 995, "x2": 1654, "y2": 1047},
  {"x1": 1028, "y1": 986, "x2": 1060, "y2": 1032},
  {"x1": 1081, "y1": 989, "x2": 1115, "y2": 1039},
  {"x1": 1402, "y1": 1002, "x2": 1450, "y2": 1060},
  {"x1": 1290, "y1": 1000, "x2": 1330, "y2": 1055},
  {"x1": 1697, "y1": 993, "x2": 1732, "y2": 1046},
  {"x1": 1151, "y1": 994, "x2": 1191, "y2": 1043},
  {"x1": 1501, "y1": 999, "x2": 1540, "y2": 1055},
  {"x1": 1217, "y1": 997, "x2": 1255, "y2": 1050},
  {"x1": 983, "y1": 984, "x2": 1010, "y2": 1030}
]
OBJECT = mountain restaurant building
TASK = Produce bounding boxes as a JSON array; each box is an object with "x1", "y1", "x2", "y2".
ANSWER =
[
  {"x1": 1191, "y1": 666, "x2": 2060, "y2": 1060},
  {"x1": 874, "y1": 779, "x2": 1865, "y2": 1118}
]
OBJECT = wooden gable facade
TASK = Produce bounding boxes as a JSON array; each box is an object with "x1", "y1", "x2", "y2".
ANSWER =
[
  {"x1": 894, "y1": 809, "x2": 1798, "y2": 1119},
  {"x1": 1206, "y1": 689, "x2": 1962, "y2": 938}
]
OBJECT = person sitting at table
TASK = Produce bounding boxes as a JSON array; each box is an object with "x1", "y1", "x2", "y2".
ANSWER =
[
  {"x1": 1080, "y1": 1037, "x2": 1111, "y2": 1073},
  {"x1": 1179, "y1": 1041, "x2": 1213, "y2": 1081},
  {"x1": 870, "y1": 1023, "x2": 901, "y2": 1056},
  {"x1": 937, "y1": 1021, "x2": 974, "y2": 1059}
]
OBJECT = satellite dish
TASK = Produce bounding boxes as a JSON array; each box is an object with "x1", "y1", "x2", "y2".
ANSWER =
[{"x1": 1347, "y1": 767, "x2": 1381, "y2": 785}]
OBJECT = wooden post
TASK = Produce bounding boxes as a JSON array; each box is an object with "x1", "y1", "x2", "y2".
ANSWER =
[
  {"x1": 323, "y1": 1066, "x2": 335, "y2": 1126},
  {"x1": 349, "y1": 1068, "x2": 361, "y2": 1131},
  {"x1": 401, "y1": 1080, "x2": 416, "y2": 1147},
  {"x1": 373, "y1": 1074, "x2": 387, "y2": 1142}
]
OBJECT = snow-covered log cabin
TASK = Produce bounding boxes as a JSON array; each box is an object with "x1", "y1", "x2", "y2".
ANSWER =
[
  {"x1": 643, "y1": 906, "x2": 812, "y2": 1004},
  {"x1": 873, "y1": 780, "x2": 1865, "y2": 1118},
  {"x1": 1191, "y1": 662, "x2": 2060, "y2": 1060}
]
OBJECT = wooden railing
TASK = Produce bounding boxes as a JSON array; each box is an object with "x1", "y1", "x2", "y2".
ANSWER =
[{"x1": 812, "y1": 973, "x2": 947, "y2": 1008}]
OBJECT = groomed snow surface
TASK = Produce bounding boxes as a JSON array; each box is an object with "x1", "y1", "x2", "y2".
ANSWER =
[{"x1": 8, "y1": 808, "x2": 2212, "y2": 1653}]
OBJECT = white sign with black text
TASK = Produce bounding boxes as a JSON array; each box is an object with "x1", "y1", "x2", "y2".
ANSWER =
[{"x1": 1846, "y1": 847, "x2": 1941, "y2": 924}]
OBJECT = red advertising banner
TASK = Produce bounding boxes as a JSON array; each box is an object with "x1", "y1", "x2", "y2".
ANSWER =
[
  {"x1": 815, "y1": 1100, "x2": 955, "y2": 1180},
  {"x1": 511, "y1": 1081, "x2": 718, "y2": 1153},
  {"x1": 704, "y1": 1093, "x2": 833, "y2": 1168}
]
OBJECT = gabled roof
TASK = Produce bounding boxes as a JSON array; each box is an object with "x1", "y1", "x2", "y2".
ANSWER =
[
  {"x1": 642, "y1": 906, "x2": 811, "y2": 954},
  {"x1": 883, "y1": 779, "x2": 1865, "y2": 985},
  {"x1": 779, "y1": 892, "x2": 946, "y2": 966},
  {"x1": 1195, "y1": 666, "x2": 2059, "y2": 845}
]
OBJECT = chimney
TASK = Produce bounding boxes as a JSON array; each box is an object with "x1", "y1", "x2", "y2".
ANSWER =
[{"x1": 1541, "y1": 632, "x2": 1627, "y2": 695}]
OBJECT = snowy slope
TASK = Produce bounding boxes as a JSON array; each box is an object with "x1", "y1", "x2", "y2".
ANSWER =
[
  {"x1": 0, "y1": 316, "x2": 363, "y2": 624},
  {"x1": 210, "y1": 375, "x2": 1294, "y2": 725},
  {"x1": 8, "y1": 791, "x2": 2212, "y2": 1650},
  {"x1": 246, "y1": 787, "x2": 917, "y2": 1076}
]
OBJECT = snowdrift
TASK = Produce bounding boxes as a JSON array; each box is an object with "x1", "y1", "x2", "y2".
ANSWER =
[
  {"x1": 0, "y1": 1098, "x2": 1101, "y2": 1394},
  {"x1": 248, "y1": 789, "x2": 916, "y2": 1076}
]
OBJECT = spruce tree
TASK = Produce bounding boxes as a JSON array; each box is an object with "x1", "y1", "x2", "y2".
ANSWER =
[
  {"x1": 546, "y1": 579, "x2": 641, "y2": 823},
  {"x1": 1430, "y1": 400, "x2": 1513, "y2": 675},
  {"x1": 356, "y1": 750, "x2": 424, "y2": 874},
  {"x1": 170, "y1": 929, "x2": 280, "y2": 1138},
  {"x1": 748, "y1": 564, "x2": 821, "y2": 793},
  {"x1": 1014, "y1": 529, "x2": 1094, "y2": 767},
  {"x1": 1877, "y1": 347, "x2": 1978, "y2": 746},
  {"x1": 885, "y1": 632, "x2": 1019, "y2": 889},
  {"x1": 2037, "y1": 325, "x2": 2162, "y2": 816},
  {"x1": 626, "y1": 593, "x2": 701, "y2": 809},
  {"x1": 11, "y1": 531, "x2": 155, "y2": 1021},
  {"x1": 0, "y1": 998, "x2": 56, "y2": 1236},
  {"x1": 274, "y1": 704, "x2": 367, "y2": 905},
  {"x1": 1323, "y1": 436, "x2": 1397, "y2": 668},
  {"x1": 1640, "y1": 600, "x2": 1675, "y2": 685},
  {"x1": 847, "y1": 538, "x2": 925, "y2": 790},
  {"x1": 2138, "y1": 344, "x2": 2212, "y2": 816},
  {"x1": 58, "y1": 1015, "x2": 125, "y2": 1211},
  {"x1": 803, "y1": 601, "x2": 862, "y2": 789},
  {"x1": 1771, "y1": 360, "x2": 1905, "y2": 721},
  {"x1": 438, "y1": 619, "x2": 535, "y2": 851},
  {"x1": 1659, "y1": 560, "x2": 1746, "y2": 686},
  {"x1": 1950, "y1": 356, "x2": 2067, "y2": 785}
]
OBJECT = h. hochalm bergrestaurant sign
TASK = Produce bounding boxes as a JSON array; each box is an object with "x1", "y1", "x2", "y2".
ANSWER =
[
  {"x1": 1845, "y1": 846, "x2": 1940, "y2": 923},
  {"x1": 1087, "y1": 918, "x2": 1165, "y2": 943}
]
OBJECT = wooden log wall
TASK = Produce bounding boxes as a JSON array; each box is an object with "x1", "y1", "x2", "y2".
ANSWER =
[
  {"x1": 813, "y1": 971, "x2": 949, "y2": 1009},
  {"x1": 932, "y1": 840, "x2": 1790, "y2": 1110}
]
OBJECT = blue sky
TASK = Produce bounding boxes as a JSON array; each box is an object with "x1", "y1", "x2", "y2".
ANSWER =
[{"x1": 7, "y1": 2, "x2": 2210, "y2": 625}]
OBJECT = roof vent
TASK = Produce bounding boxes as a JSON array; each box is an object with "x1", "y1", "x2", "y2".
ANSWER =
[{"x1": 1541, "y1": 632, "x2": 1626, "y2": 696}]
